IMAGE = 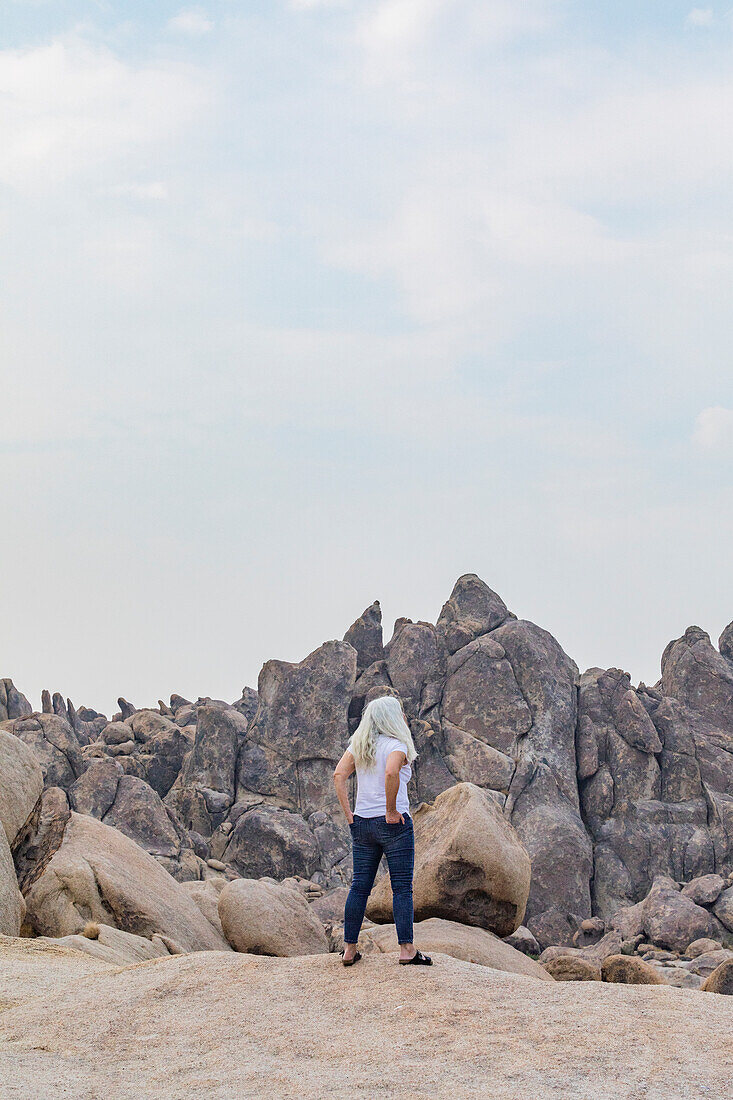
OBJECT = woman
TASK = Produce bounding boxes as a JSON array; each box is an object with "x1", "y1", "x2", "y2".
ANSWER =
[{"x1": 333, "y1": 694, "x2": 432, "y2": 967}]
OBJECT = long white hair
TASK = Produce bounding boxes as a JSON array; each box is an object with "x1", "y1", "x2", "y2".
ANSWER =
[{"x1": 349, "y1": 695, "x2": 418, "y2": 769}]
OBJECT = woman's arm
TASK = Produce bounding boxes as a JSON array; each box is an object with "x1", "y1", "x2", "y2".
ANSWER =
[
  {"x1": 385, "y1": 749, "x2": 408, "y2": 823},
  {"x1": 333, "y1": 749, "x2": 356, "y2": 824}
]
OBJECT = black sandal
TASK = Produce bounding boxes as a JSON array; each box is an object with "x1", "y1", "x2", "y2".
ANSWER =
[
  {"x1": 340, "y1": 950, "x2": 362, "y2": 967},
  {"x1": 399, "y1": 949, "x2": 432, "y2": 966}
]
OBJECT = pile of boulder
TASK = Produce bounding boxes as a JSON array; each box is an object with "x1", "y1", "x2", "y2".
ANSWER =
[{"x1": 1, "y1": 573, "x2": 732, "y2": 996}]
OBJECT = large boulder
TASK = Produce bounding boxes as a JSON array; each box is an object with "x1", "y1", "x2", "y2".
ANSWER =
[
  {"x1": 601, "y1": 955, "x2": 666, "y2": 986},
  {"x1": 701, "y1": 958, "x2": 733, "y2": 994},
  {"x1": 543, "y1": 956, "x2": 601, "y2": 982},
  {"x1": 641, "y1": 877, "x2": 725, "y2": 953},
  {"x1": 48, "y1": 925, "x2": 174, "y2": 966},
  {"x1": 217, "y1": 802, "x2": 351, "y2": 887},
  {"x1": 0, "y1": 829, "x2": 24, "y2": 936},
  {"x1": 0, "y1": 679, "x2": 32, "y2": 722},
  {"x1": 366, "y1": 783, "x2": 530, "y2": 936},
  {"x1": 166, "y1": 706, "x2": 249, "y2": 835},
  {"x1": 179, "y1": 879, "x2": 227, "y2": 941},
  {"x1": 0, "y1": 729, "x2": 44, "y2": 848},
  {"x1": 681, "y1": 874, "x2": 725, "y2": 906},
  {"x1": 383, "y1": 620, "x2": 440, "y2": 718},
  {"x1": 495, "y1": 620, "x2": 592, "y2": 945},
  {"x1": 218, "y1": 878, "x2": 329, "y2": 957},
  {"x1": 661, "y1": 626, "x2": 733, "y2": 728},
  {"x1": 70, "y1": 766, "x2": 202, "y2": 881},
  {"x1": 2, "y1": 712, "x2": 84, "y2": 790},
  {"x1": 237, "y1": 641, "x2": 356, "y2": 817},
  {"x1": 712, "y1": 886, "x2": 733, "y2": 932},
  {"x1": 365, "y1": 917, "x2": 552, "y2": 981},
  {"x1": 343, "y1": 602, "x2": 384, "y2": 674},
  {"x1": 436, "y1": 574, "x2": 510, "y2": 655},
  {"x1": 23, "y1": 812, "x2": 230, "y2": 952}
]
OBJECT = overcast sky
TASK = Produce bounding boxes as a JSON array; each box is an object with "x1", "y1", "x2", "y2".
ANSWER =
[{"x1": 2, "y1": 1, "x2": 733, "y2": 715}]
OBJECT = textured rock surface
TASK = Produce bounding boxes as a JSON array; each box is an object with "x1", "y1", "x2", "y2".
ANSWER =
[
  {"x1": 0, "y1": 933, "x2": 112, "y2": 1010},
  {"x1": 365, "y1": 916, "x2": 552, "y2": 980},
  {"x1": 0, "y1": 828, "x2": 24, "y2": 936},
  {"x1": 0, "y1": 729, "x2": 43, "y2": 847},
  {"x1": 3, "y1": 574, "x2": 733, "y2": 947},
  {"x1": 543, "y1": 955, "x2": 601, "y2": 981},
  {"x1": 23, "y1": 813, "x2": 230, "y2": 952},
  {"x1": 366, "y1": 783, "x2": 530, "y2": 935},
  {"x1": 601, "y1": 954, "x2": 667, "y2": 985},
  {"x1": 71, "y1": 764, "x2": 201, "y2": 881},
  {"x1": 0, "y1": 679, "x2": 32, "y2": 722},
  {"x1": 218, "y1": 877, "x2": 329, "y2": 956},
  {"x1": 343, "y1": 601, "x2": 384, "y2": 675},
  {"x1": 166, "y1": 706, "x2": 249, "y2": 835},
  {"x1": 1, "y1": 952, "x2": 732, "y2": 1099},
  {"x1": 49, "y1": 925, "x2": 173, "y2": 966},
  {"x1": 701, "y1": 957, "x2": 733, "y2": 994},
  {"x1": 1, "y1": 713, "x2": 84, "y2": 790}
]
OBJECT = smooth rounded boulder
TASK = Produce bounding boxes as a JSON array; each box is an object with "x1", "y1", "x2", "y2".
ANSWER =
[
  {"x1": 543, "y1": 955, "x2": 601, "y2": 981},
  {"x1": 365, "y1": 917, "x2": 552, "y2": 981},
  {"x1": 601, "y1": 955, "x2": 666, "y2": 986},
  {"x1": 23, "y1": 812, "x2": 230, "y2": 952},
  {"x1": 701, "y1": 959, "x2": 733, "y2": 995},
  {"x1": 366, "y1": 783, "x2": 530, "y2": 936},
  {"x1": 218, "y1": 878, "x2": 329, "y2": 957}
]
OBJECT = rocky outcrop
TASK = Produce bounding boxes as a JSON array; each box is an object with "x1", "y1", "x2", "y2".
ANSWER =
[
  {"x1": 237, "y1": 640, "x2": 356, "y2": 817},
  {"x1": 0, "y1": 729, "x2": 43, "y2": 848},
  {"x1": 218, "y1": 878, "x2": 329, "y2": 956},
  {"x1": 70, "y1": 763, "x2": 203, "y2": 881},
  {"x1": 1, "y1": 952, "x2": 732, "y2": 1098},
  {"x1": 365, "y1": 916, "x2": 552, "y2": 980},
  {"x1": 23, "y1": 813, "x2": 230, "y2": 952},
  {"x1": 0, "y1": 933, "x2": 113, "y2": 1011},
  {"x1": 1, "y1": 713, "x2": 84, "y2": 790},
  {"x1": 366, "y1": 783, "x2": 530, "y2": 935},
  {"x1": 0, "y1": 679, "x2": 31, "y2": 722},
  {"x1": 610, "y1": 875, "x2": 728, "y2": 953},
  {"x1": 165, "y1": 706, "x2": 249, "y2": 836},
  {"x1": 344, "y1": 601, "x2": 384, "y2": 674},
  {"x1": 436, "y1": 574, "x2": 510, "y2": 654},
  {"x1": 2, "y1": 573, "x2": 733, "y2": 952}
]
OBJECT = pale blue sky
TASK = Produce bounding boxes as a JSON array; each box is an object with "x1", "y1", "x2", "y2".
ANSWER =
[{"x1": 2, "y1": 1, "x2": 732, "y2": 713}]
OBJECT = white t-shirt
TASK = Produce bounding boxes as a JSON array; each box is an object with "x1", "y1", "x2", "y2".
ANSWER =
[{"x1": 353, "y1": 735, "x2": 411, "y2": 818}]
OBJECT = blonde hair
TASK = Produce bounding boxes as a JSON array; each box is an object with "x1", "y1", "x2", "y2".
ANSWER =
[{"x1": 348, "y1": 695, "x2": 418, "y2": 769}]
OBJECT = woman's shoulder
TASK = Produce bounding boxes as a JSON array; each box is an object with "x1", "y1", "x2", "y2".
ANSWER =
[{"x1": 379, "y1": 735, "x2": 407, "y2": 754}]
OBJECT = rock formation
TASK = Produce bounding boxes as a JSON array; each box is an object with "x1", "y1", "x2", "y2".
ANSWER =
[
  {"x1": 0, "y1": 951, "x2": 731, "y2": 1098},
  {"x1": 1, "y1": 572, "x2": 733, "y2": 954}
]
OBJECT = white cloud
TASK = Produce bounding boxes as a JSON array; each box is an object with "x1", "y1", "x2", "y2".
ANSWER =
[
  {"x1": 686, "y1": 8, "x2": 715, "y2": 27},
  {"x1": 168, "y1": 8, "x2": 214, "y2": 35},
  {"x1": 106, "y1": 181, "x2": 169, "y2": 200},
  {"x1": 289, "y1": 0, "x2": 349, "y2": 10},
  {"x1": 693, "y1": 406, "x2": 733, "y2": 449},
  {"x1": 357, "y1": 0, "x2": 551, "y2": 83},
  {"x1": 0, "y1": 39, "x2": 207, "y2": 189}
]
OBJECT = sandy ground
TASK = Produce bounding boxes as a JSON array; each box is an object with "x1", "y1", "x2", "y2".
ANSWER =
[{"x1": 0, "y1": 949, "x2": 731, "y2": 1099}]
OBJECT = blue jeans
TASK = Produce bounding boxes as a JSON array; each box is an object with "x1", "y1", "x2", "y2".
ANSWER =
[{"x1": 343, "y1": 814, "x2": 415, "y2": 945}]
